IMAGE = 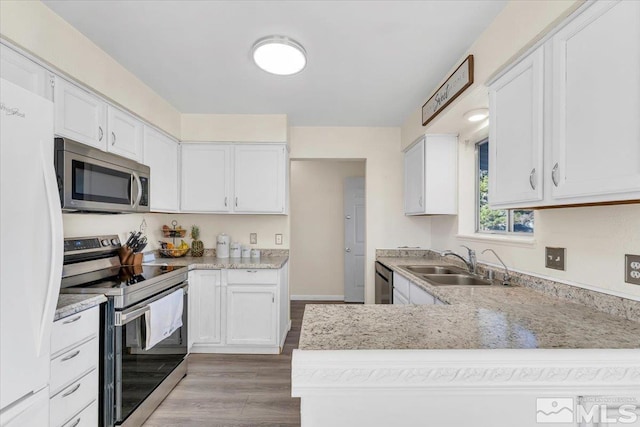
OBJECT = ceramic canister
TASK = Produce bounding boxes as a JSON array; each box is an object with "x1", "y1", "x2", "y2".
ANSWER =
[
  {"x1": 241, "y1": 246, "x2": 251, "y2": 258},
  {"x1": 251, "y1": 249, "x2": 261, "y2": 259},
  {"x1": 216, "y1": 233, "x2": 231, "y2": 258},
  {"x1": 230, "y1": 242, "x2": 241, "y2": 258}
]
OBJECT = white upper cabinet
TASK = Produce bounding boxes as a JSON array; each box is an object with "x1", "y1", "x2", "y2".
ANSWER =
[
  {"x1": 180, "y1": 143, "x2": 288, "y2": 214},
  {"x1": 488, "y1": 0, "x2": 640, "y2": 209},
  {"x1": 143, "y1": 126, "x2": 179, "y2": 212},
  {"x1": 181, "y1": 143, "x2": 232, "y2": 213},
  {"x1": 54, "y1": 78, "x2": 107, "y2": 150},
  {"x1": 489, "y1": 45, "x2": 544, "y2": 208},
  {"x1": 404, "y1": 134, "x2": 457, "y2": 215},
  {"x1": 0, "y1": 44, "x2": 53, "y2": 100},
  {"x1": 234, "y1": 144, "x2": 287, "y2": 214},
  {"x1": 550, "y1": 0, "x2": 640, "y2": 203},
  {"x1": 106, "y1": 106, "x2": 143, "y2": 161},
  {"x1": 404, "y1": 140, "x2": 425, "y2": 215}
]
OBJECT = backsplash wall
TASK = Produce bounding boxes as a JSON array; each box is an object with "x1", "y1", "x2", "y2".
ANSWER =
[{"x1": 63, "y1": 213, "x2": 289, "y2": 250}]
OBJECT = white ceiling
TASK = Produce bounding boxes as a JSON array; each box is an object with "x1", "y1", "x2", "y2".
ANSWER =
[{"x1": 43, "y1": 0, "x2": 506, "y2": 127}]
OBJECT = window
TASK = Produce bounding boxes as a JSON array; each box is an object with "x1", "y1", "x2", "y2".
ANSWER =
[{"x1": 476, "y1": 139, "x2": 534, "y2": 234}]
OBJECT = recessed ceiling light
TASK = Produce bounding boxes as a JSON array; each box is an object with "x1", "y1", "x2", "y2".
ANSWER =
[
  {"x1": 463, "y1": 108, "x2": 489, "y2": 122},
  {"x1": 252, "y1": 35, "x2": 307, "y2": 76}
]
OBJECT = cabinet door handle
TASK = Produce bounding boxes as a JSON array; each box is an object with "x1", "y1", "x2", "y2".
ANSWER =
[
  {"x1": 235, "y1": 197, "x2": 238, "y2": 207},
  {"x1": 529, "y1": 168, "x2": 536, "y2": 190},
  {"x1": 418, "y1": 196, "x2": 423, "y2": 207},
  {"x1": 61, "y1": 350, "x2": 80, "y2": 362},
  {"x1": 111, "y1": 132, "x2": 116, "y2": 146},
  {"x1": 345, "y1": 248, "x2": 351, "y2": 253},
  {"x1": 63, "y1": 315, "x2": 81, "y2": 324},
  {"x1": 224, "y1": 197, "x2": 227, "y2": 207},
  {"x1": 67, "y1": 418, "x2": 81, "y2": 427},
  {"x1": 551, "y1": 163, "x2": 559, "y2": 187},
  {"x1": 98, "y1": 126, "x2": 104, "y2": 141},
  {"x1": 62, "y1": 383, "x2": 81, "y2": 398}
]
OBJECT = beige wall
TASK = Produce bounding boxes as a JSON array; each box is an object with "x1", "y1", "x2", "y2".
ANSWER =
[
  {"x1": 0, "y1": 0, "x2": 181, "y2": 138},
  {"x1": 289, "y1": 160, "x2": 366, "y2": 299},
  {"x1": 289, "y1": 127, "x2": 433, "y2": 303},
  {"x1": 181, "y1": 114, "x2": 288, "y2": 143},
  {"x1": 399, "y1": 0, "x2": 640, "y2": 300}
]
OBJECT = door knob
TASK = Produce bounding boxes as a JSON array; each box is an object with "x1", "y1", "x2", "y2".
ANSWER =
[
  {"x1": 345, "y1": 215, "x2": 351, "y2": 219},
  {"x1": 345, "y1": 248, "x2": 351, "y2": 253}
]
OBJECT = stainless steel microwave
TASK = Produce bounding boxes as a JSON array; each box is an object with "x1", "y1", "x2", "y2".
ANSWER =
[{"x1": 54, "y1": 137, "x2": 150, "y2": 213}]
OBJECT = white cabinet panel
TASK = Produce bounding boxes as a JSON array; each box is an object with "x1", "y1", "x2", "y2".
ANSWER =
[
  {"x1": 392, "y1": 272, "x2": 410, "y2": 300},
  {"x1": 550, "y1": 0, "x2": 640, "y2": 202},
  {"x1": 51, "y1": 306, "x2": 99, "y2": 356},
  {"x1": 409, "y1": 282, "x2": 435, "y2": 305},
  {"x1": 181, "y1": 144, "x2": 232, "y2": 212},
  {"x1": 189, "y1": 270, "x2": 222, "y2": 346},
  {"x1": 60, "y1": 400, "x2": 98, "y2": 427},
  {"x1": 404, "y1": 135, "x2": 457, "y2": 215},
  {"x1": 49, "y1": 370, "x2": 97, "y2": 427},
  {"x1": 226, "y1": 286, "x2": 278, "y2": 346},
  {"x1": 404, "y1": 140, "x2": 425, "y2": 214},
  {"x1": 234, "y1": 144, "x2": 287, "y2": 213},
  {"x1": 106, "y1": 106, "x2": 143, "y2": 161},
  {"x1": 393, "y1": 289, "x2": 408, "y2": 305},
  {"x1": 143, "y1": 126, "x2": 179, "y2": 212},
  {"x1": 0, "y1": 44, "x2": 52, "y2": 100},
  {"x1": 489, "y1": 45, "x2": 544, "y2": 207},
  {"x1": 54, "y1": 78, "x2": 107, "y2": 150}
]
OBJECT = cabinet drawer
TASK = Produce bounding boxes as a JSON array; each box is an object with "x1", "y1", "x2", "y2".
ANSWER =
[
  {"x1": 51, "y1": 307, "x2": 98, "y2": 356},
  {"x1": 50, "y1": 370, "x2": 98, "y2": 427},
  {"x1": 59, "y1": 400, "x2": 98, "y2": 427},
  {"x1": 393, "y1": 273, "x2": 410, "y2": 299},
  {"x1": 227, "y1": 269, "x2": 278, "y2": 285},
  {"x1": 50, "y1": 337, "x2": 98, "y2": 396}
]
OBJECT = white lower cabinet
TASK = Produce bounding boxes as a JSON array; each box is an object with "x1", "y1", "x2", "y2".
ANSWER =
[
  {"x1": 392, "y1": 289, "x2": 408, "y2": 305},
  {"x1": 189, "y1": 264, "x2": 290, "y2": 354},
  {"x1": 49, "y1": 306, "x2": 100, "y2": 427},
  {"x1": 409, "y1": 282, "x2": 436, "y2": 305},
  {"x1": 393, "y1": 272, "x2": 444, "y2": 305}
]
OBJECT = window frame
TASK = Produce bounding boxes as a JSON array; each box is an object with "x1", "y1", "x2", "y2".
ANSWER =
[{"x1": 475, "y1": 138, "x2": 534, "y2": 235}]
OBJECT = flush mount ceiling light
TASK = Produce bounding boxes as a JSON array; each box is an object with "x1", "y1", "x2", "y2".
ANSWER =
[
  {"x1": 252, "y1": 35, "x2": 307, "y2": 76},
  {"x1": 463, "y1": 108, "x2": 489, "y2": 122}
]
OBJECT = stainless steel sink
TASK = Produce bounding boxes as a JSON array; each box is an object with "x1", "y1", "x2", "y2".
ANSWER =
[
  {"x1": 402, "y1": 265, "x2": 460, "y2": 275},
  {"x1": 421, "y1": 274, "x2": 492, "y2": 287}
]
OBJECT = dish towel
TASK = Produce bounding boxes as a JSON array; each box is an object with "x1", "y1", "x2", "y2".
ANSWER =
[{"x1": 145, "y1": 288, "x2": 184, "y2": 350}]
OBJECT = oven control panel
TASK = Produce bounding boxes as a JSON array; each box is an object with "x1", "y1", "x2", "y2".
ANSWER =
[{"x1": 64, "y1": 234, "x2": 121, "y2": 255}]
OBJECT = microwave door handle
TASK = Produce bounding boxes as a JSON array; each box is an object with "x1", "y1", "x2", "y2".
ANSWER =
[{"x1": 131, "y1": 172, "x2": 143, "y2": 208}]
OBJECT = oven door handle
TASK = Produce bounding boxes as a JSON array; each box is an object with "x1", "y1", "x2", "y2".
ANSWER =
[{"x1": 115, "y1": 283, "x2": 188, "y2": 326}]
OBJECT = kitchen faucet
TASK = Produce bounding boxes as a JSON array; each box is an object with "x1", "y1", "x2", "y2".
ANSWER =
[
  {"x1": 441, "y1": 245, "x2": 477, "y2": 274},
  {"x1": 481, "y1": 248, "x2": 512, "y2": 286}
]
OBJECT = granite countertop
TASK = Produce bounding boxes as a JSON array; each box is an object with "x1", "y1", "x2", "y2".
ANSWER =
[
  {"x1": 298, "y1": 257, "x2": 640, "y2": 351},
  {"x1": 55, "y1": 294, "x2": 107, "y2": 321},
  {"x1": 150, "y1": 255, "x2": 289, "y2": 270}
]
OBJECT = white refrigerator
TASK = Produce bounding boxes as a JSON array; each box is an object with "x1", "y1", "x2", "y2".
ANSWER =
[{"x1": 0, "y1": 78, "x2": 64, "y2": 426}]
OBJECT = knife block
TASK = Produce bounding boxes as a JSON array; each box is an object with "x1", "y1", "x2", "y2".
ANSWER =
[{"x1": 119, "y1": 247, "x2": 143, "y2": 266}]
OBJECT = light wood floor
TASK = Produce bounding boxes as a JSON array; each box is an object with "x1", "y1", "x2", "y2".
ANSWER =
[{"x1": 143, "y1": 301, "x2": 339, "y2": 427}]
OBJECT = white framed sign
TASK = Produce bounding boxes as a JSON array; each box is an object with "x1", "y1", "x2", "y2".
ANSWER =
[{"x1": 422, "y1": 55, "x2": 474, "y2": 126}]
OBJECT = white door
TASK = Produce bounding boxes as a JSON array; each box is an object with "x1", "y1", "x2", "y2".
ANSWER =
[
  {"x1": 344, "y1": 177, "x2": 365, "y2": 303},
  {"x1": 54, "y1": 77, "x2": 107, "y2": 150},
  {"x1": 1, "y1": 79, "x2": 63, "y2": 411},
  {"x1": 550, "y1": 0, "x2": 640, "y2": 202},
  {"x1": 107, "y1": 106, "x2": 143, "y2": 161},
  {"x1": 181, "y1": 144, "x2": 232, "y2": 212},
  {"x1": 189, "y1": 271, "x2": 222, "y2": 346},
  {"x1": 226, "y1": 286, "x2": 277, "y2": 346},
  {"x1": 234, "y1": 144, "x2": 286, "y2": 213},
  {"x1": 489, "y1": 45, "x2": 544, "y2": 207},
  {"x1": 143, "y1": 126, "x2": 179, "y2": 212},
  {"x1": 0, "y1": 44, "x2": 53, "y2": 100},
  {"x1": 404, "y1": 139, "x2": 425, "y2": 215}
]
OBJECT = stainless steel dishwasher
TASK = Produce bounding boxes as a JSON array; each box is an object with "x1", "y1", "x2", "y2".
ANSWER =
[{"x1": 375, "y1": 261, "x2": 393, "y2": 304}]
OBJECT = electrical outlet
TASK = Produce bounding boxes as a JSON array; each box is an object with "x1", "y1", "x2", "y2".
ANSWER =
[
  {"x1": 625, "y1": 254, "x2": 640, "y2": 285},
  {"x1": 250, "y1": 233, "x2": 257, "y2": 244},
  {"x1": 275, "y1": 234, "x2": 283, "y2": 245},
  {"x1": 545, "y1": 247, "x2": 566, "y2": 271}
]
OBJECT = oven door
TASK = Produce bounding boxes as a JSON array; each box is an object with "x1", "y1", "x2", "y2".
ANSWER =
[
  {"x1": 113, "y1": 284, "x2": 187, "y2": 425},
  {"x1": 60, "y1": 150, "x2": 149, "y2": 213}
]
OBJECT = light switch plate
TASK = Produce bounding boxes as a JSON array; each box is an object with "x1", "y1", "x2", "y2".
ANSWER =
[
  {"x1": 545, "y1": 247, "x2": 566, "y2": 271},
  {"x1": 275, "y1": 234, "x2": 283, "y2": 245},
  {"x1": 625, "y1": 254, "x2": 640, "y2": 285},
  {"x1": 250, "y1": 233, "x2": 257, "y2": 244}
]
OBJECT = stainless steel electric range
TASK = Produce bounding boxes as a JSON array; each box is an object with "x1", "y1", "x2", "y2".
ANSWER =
[{"x1": 60, "y1": 235, "x2": 188, "y2": 427}]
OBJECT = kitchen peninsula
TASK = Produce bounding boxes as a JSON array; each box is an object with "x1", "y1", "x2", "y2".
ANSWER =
[{"x1": 292, "y1": 254, "x2": 640, "y2": 427}]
